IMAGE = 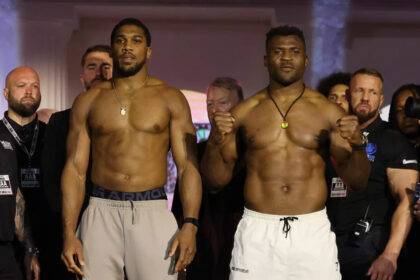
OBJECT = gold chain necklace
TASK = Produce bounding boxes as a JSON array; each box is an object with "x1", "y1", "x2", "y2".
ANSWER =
[
  {"x1": 112, "y1": 76, "x2": 149, "y2": 116},
  {"x1": 267, "y1": 83, "x2": 306, "y2": 129}
]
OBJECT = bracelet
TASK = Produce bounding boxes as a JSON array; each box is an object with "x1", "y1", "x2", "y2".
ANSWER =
[{"x1": 183, "y1": 217, "x2": 199, "y2": 227}]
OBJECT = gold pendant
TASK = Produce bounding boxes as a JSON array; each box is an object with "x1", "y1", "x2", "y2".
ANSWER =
[
  {"x1": 120, "y1": 108, "x2": 127, "y2": 116},
  {"x1": 281, "y1": 121, "x2": 288, "y2": 129}
]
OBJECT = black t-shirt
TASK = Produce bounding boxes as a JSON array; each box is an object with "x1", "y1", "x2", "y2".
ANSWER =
[
  {"x1": 0, "y1": 124, "x2": 19, "y2": 242},
  {"x1": 326, "y1": 118, "x2": 418, "y2": 235},
  {"x1": 1, "y1": 112, "x2": 51, "y2": 247}
]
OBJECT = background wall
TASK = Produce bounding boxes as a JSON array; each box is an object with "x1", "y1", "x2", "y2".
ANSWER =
[{"x1": 0, "y1": 0, "x2": 420, "y2": 113}]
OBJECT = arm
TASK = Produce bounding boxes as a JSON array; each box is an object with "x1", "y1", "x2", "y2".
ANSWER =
[
  {"x1": 201, "y1": 105, "x2": 243, "y2": 190},
  {"x1": 167, "y1": 90, "x2": 202, "y2": 272},
  {"x1": 61, "y1": 93, "x2": 92, "y2": 276},
  {"x1": 15, "y1": 188, "x2": 40, "y2": 280},
  {"x1": 329, "y1": 111, "x2": 371, "y2": 191},
  {"x1": 367, "y1": 168, "x2": 418, "y2": 279}
]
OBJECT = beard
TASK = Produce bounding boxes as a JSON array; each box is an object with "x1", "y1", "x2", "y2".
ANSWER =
[
  {"x1": 115, "y1": 60, "x2": 145, "y2": 78},
  {"x1": 269, "y1": 67, "x2": 302, "y2": 87},
  {"x1": 9, "y1": 96, "x2": 41, "y2": 118},
  {"x1": 354, "y1": 108, "x2": 378, "y2": 124}
]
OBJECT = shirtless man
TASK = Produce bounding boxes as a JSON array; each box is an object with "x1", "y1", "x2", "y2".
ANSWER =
[
  {"x1": 202, "y1": 25, "x2": 371, "y2": 279},
  {"x1": 61, "y1": 18, "x2": 202, "y2": 280}
]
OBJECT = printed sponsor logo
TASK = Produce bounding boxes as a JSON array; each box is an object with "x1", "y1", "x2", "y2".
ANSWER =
[
  {"x1": 403, "y1": 159, "x2": 418, "y2": 165},
  {"x1": 231, "y1": 267, "x2": 249, "y2": 273}
]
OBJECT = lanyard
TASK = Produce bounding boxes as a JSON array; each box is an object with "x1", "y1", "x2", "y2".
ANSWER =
[{"x1": 2, "y1": 117, "x2": 39, "y2": 161}]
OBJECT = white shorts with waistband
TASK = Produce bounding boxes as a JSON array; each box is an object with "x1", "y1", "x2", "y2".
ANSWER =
[{"x1": 229, "y1": 208, "x2": 341, "y2": 280}]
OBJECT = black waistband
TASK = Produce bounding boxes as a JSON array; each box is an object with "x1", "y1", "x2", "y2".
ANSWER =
[{"x1": 91, "y1": 185, "x2": 167, "y2": 201}]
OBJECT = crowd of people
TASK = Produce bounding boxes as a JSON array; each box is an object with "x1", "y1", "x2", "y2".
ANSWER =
[{"x1": 0, "y1": 17, "x2": 419, "y2": 280}]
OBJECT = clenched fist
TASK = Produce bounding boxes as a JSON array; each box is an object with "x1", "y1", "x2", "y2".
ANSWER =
[
  {"x1": 210, "y1": 111, "x2": 236, "y2": 144},
  {"x1": 336, "y1": 115, "x2": 364, "y2": 146}
]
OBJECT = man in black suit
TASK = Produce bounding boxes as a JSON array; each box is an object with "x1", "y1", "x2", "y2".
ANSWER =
[{"x1": 42, "y1": 45, "x2": 113, "y2": 213}]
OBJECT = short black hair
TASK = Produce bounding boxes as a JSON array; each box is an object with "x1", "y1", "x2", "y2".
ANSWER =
[
  {"x1": 80, "y1": 45, "x2": 112, "y2": 67},
  {"x1": 265, "y1": 25, "x2": 306, "y2": 51},
  {"x1": 111, "y1": 18, "x2": 151, "y2": 47},
  {"x1": 208, "y1": 77, "x2": 244, "y2": 101},
  {"x1": 389, "y1": 84, "x2": 420, "y2": 129},
  {"x1": 351, "y1": 68, "x2": 384, "y2": 83},
  {"x1": 317, "y1": 72, "x2": 351, "y2": 98}
]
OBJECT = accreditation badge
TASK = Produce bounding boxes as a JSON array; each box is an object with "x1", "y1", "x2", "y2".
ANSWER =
[
  {"x1": 330, "y1": 177, "x2": 347, "y2": 198},
  {"x1": 20, "y1": 168, "x2": 40, "y2": 188},
  {"x1": 0, "y1": 174, "x2": 13, "y2": 195}
]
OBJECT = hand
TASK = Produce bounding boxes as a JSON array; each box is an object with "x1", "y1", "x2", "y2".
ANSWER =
[
  {"x1": 61, "y1": 234, "x2": 85, "y2": 276},
  {"x1": 336, "y1": 115, "x2": 363, "y2": 146},
  {"x1": 24, "y1": 255, "x2": 40, "y2": 280},
  {"x1": 414, "y1": 200, "x2": 420, "y2": 222},
  {"x1": 210, "y1": 112, "x2": 236, "y2": 144},
  {"x1": 367, "y1": 253, "x2": 397, "y2": 280},
  {"x1": 168, "y1": 223, "x2": 197, "y2": 273}
]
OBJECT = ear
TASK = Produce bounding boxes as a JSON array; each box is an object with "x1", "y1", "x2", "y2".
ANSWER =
[
  {"x1": 379, "y1": 93, "x2": 384, "y2": 108},
  {"x1": 3, "y1": 88, "x2": 9, "y2": 100},
  {"x1": 264, "y1": 54, "x2": 268, "y2": 68},
  {"x1": 80, "y1": 75, "x2": 87, "y2": 91},
  {"x1": 304, "y1": 55, "x2": 309, "y2": 68},
  {"x1": 146, "y1": 47, "x2": 152, "y2": 59}
]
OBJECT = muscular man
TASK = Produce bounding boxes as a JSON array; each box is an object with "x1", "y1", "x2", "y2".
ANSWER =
[
  {"x1": 61, "y1": 18, "x2": 202, "y2": 279},
  {"x1": 202, "y1": 25, "x2": 370, "y2": 279},
  {"x1": 327, "y1": 70, "x2": 418, "y2": 280},
  {"x1": 42, "y1": 44, "x2": 113, "y2": 213},
  {"x1": 317, "y1": 72, "x2": 351, "y2": 113},
  {"x1": 172, "y1": 77, "x2": 245, "y2": 280},
  {"x1": 0, "y1": 122, "x2": 40, "y2": 280}
]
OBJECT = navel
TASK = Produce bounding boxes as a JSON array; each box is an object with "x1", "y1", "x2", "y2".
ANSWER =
[
  {"x1": 282, "y1": 185, "x2": 290, "y2": 193},
  {"x1": 123, "y1": 174, "x2": 131, "y2": 181}
]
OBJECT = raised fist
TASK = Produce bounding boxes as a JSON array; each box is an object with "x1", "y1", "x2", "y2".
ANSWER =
[{"x1": 336, "y1": 115, "x2": 364, "y2": 146}]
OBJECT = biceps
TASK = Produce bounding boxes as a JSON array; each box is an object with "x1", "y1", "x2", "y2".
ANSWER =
[{"x1": 170, "y1": 122, "x2": 198, "y2": 170}]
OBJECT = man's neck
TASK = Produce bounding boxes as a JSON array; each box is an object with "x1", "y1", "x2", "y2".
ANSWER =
[
  {"x1": 116, "y1": 67, "x2": 149, "y2": 91},
  {"x1": 359, "y1": 114, "x2": 379, "y2": 130},
  {"x1": 6, "y1": 110, "x2": 36, "y2": 126},
  {"x1": 269, "y1": 79, "x2": 304, "y2": 97}
]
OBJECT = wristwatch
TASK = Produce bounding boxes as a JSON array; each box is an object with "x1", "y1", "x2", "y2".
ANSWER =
[
  {"x1": 27, "y1": 246, "x2": 40, "y2": 257},
  {"x1": 350, "y1": 134, "x2": 368, "y2": 151},
  {"x1": 183, "y1": 217, "x2": 199, "y2": 228}
]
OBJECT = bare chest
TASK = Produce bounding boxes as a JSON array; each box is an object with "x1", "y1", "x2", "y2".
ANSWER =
[
  {"x1": 241, "y1": 100, "x2": 330, "y2": 150},
  {"x1": 89, "y1": 90, "x2": 170, "y2": 135}
]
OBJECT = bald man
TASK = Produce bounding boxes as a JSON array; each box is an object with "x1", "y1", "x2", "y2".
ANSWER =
[
  {"x1": 1, "y1": 66, "x2": 42, "y2": 280},
  {"x1": 2, "y1": 66, "x2": 61, "y2": 279}
]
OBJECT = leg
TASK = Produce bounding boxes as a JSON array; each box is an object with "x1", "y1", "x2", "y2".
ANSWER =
[
  {"x1": 124, "y1": 200, "x2": 178, "y2": 280},
  {"x1": 288, "y1": 210, "x2": 341, "y2": 280},
  {"x1": 78, "y1": 199, "x2": 125, "y2": 280},
  {"x1": 229, "y1": 215, "x2": 276, "y2": 280}
]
